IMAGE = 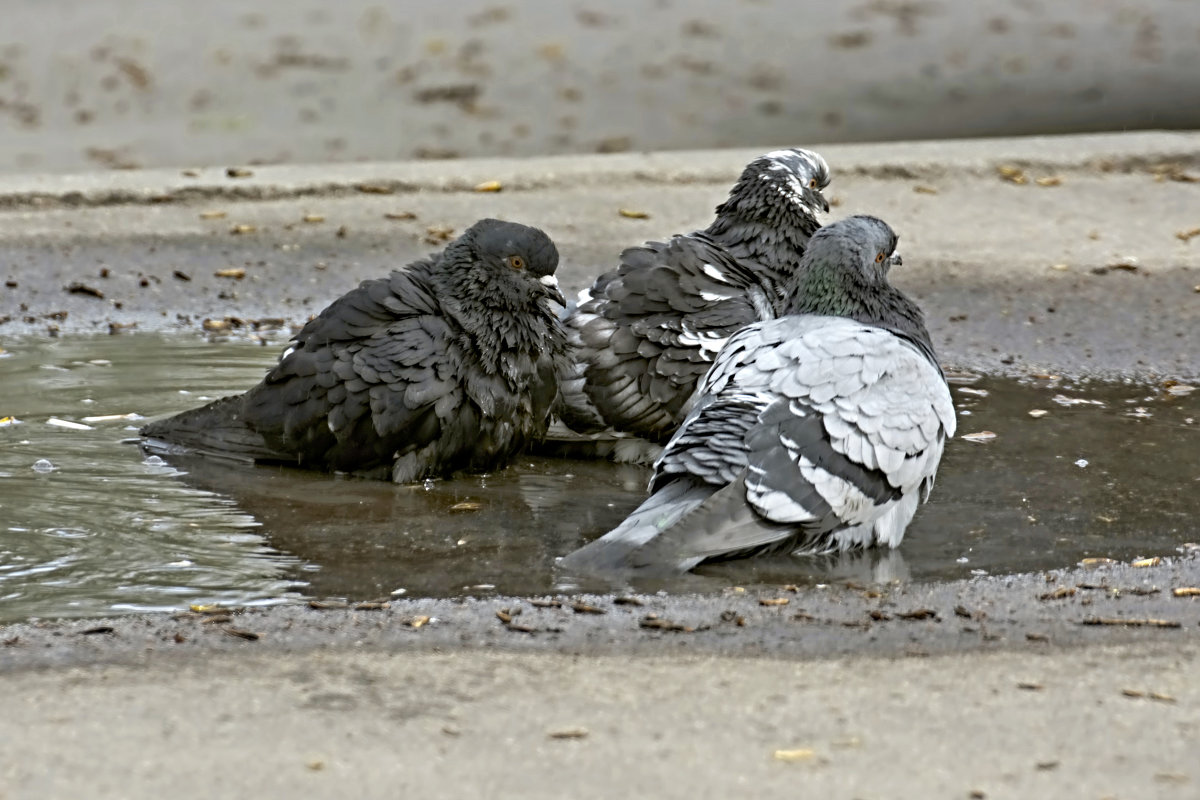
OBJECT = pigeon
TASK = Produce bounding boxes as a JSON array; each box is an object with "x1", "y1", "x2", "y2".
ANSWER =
[
  {"x1": 140, "y1": 218, "x2": 571, "y2": 483},
  {"x1": 559, "y1": 215, "x2": 955, "y2": 573},
  {"x1": 555, "y1": 148, "x2": 831, "y2": 460}
]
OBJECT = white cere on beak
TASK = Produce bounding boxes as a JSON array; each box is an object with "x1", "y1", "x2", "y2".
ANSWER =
[{"x1": 539, "y1": 274, "x2": 559, "y2": 289}]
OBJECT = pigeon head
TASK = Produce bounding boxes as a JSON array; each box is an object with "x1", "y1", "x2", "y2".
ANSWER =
[
  {"x1": 450, "y1": 218, "x2": 565, "y2": 307},
  {"x1": 782, "y1": 214, "x2": 917, "y2": 319},
  {"x1": 717, "y1": 148, "x2": 832, "y2": 225}
]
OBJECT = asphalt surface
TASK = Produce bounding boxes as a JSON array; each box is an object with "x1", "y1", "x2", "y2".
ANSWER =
[{"x1": 2, "y1": 132, "x2": 1200, "y2": 798}]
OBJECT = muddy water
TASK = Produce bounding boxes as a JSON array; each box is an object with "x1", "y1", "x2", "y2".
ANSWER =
[{"x1": 1, "y1": 334, "x2": 1197, "y2": 623}]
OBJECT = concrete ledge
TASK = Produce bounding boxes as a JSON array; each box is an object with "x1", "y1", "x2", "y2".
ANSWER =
[{"x1": 0, "y1": 130, "x2": 1198, "y2": 209}]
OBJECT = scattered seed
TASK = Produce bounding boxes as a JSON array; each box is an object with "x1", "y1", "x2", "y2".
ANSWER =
[
  {"x1": 308, "y1": 599, "x2": 349, "y2": 609},
  {"x1": 996, "y1": 165, "x2": 1027, "y2": 184},
  {"x1": 1039, "y1": 586, "x2": 1076, "y2": 601},
  {"x1": 405, "y1": 615, "x2": 431, "y2": 629},
  {"x1": 1173, "y1": 587, "x2": 1200, "y2": 597},
  {"x1": 772, "y1": 748, "x2": 815, "y2": 762},
  {"x1": 66, "y1": 282, "x2": 104, "y2": 298},
  {"x1": 181, "y1": 169, "x2": 199, "y2": 177},
  {"x1": 1025, "y1": 632, "x2": 1049, "y2": 642},
  {"x1": 425, "y1": 224, "x2": 455, "y2": 244},
  {"x1": 505, "y1": 622, "x2": 536, "y2": 633},
  {"x1": 960, "y1": 431, "x2": 997, "y2": 443},
  {"x1": 548, "y1": 727, "x2": 589, "y2": 740},
  {"x1": 336, "y1": 225, "x2": 349, "y2": 238},
  {"x1": 612, "y1": 596, "x2": 643, "y2": 606},
  {"x1": 1017, "y1": 681, "x2": 1043, "y2": 691},
  {"x1": 188, "y1": 604, "x2": 230, "y2": 614},
  {"x1": 356, "y1": 183, "x2": 394, "y2": 194},
  {"x1": 639, "y1": 615, "x2": 697, "y2": 632},
  {"x1": 449, "y1": 501, "x2": 482, "y2": 511},
  {"x1": 1034, "y1": 176, "x2": 1062, "y2": 187},
  {"x1": 198, "y1": 210, "x2": 227, "y2": 220},
  {"x1": 230, "y1": 224, "x2": 257, "y2": 235},
  {"x1": 1176, "y1": 227, "x2": 1200, "y2": 242},
  {"x1": 1035, "y1": 760, "x2": 1060, "y2": 771},
  {"x1": 1027, "y1": 409, "x2": 1049, "y2": 418},
  {"x1": 1132, "y1": 557, "x2": 1161, "y2": 568},
  {"x1": 759, "y1": 597, "x2": 790, "y2": 607},
  {"x1": 222, "y1": 627, "x2": 260, "y2": 641},
  {"x1": 1092, "y1": 262, "x2": 1140, "y2": 275},
  {"x1": 384, "y1": 211, "x2": 417, "y2": 220},
  {"x1": 302, "y1": 214, "x2": 325, "y2": 223},
  {"x1": 529, "y1": 598, "x2": 563, "y2": 608},
  {"x1": 79, "y1": 626, "x2": 115, "y2": 635},
  {"x1": 571, "y1": 601, "x2": 606, "y2": 614},
  {"x1": 1049, "y1": 263, "x2": 1070, "y2": 272},
  {"x1": 474, "y1": 180, "x2": 503, "y2": 192},
  {"x1": 1080, "y1": 617, "x2": 1181, "y2": 628},
  {"x1": 954, "y1": 605, "x2": 973, "y2": 619},
  {"x1": 173, "y1": 270, "x2": 191, "y2": 281},
  {"x1": 1080, "y1": 557, "x2": 1116, "y2": 567},
  {"x1": 868, "y1": 610, "x2": 890, "y2": 621},
  {"x1": 618, "y1": 207, "x2": 650, "y2": 219},
  {"x1": 913, "y1": 185, "x2": 938, "y2": 194},
  {"x1": 226, "y1": 167, "x2": 253, "y2": 178},
  {"x1": 215, "y1": 268, "x2": 246, "y2": 280},
  {"x1": 1150, "y1": 692, "x2": 1177, "y2": 703},
  {"x1": 202, "y1": 319, "x2": 232, "y2": 333},
  {"x1": 354, "y1": 600, "x2": 389, "y2": 610},
  {"x1": 896, "y1": 608, "x2": 938, "y2": 621}
]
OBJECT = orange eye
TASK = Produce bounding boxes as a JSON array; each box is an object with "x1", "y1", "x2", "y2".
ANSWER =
[
  {"x1": 507, "y1": 255, "x2": 526, "y2": 270},
  {"x1": 808, "y1": 178, "x2": 818, "y2": 188},
  {"x1": 875, "y1": 252, "x2": 886, "y2": 263}
]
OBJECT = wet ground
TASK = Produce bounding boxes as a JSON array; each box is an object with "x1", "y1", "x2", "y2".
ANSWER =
[{"x1": 2, "y1": 333, "x2": 1197, "y2": 624}]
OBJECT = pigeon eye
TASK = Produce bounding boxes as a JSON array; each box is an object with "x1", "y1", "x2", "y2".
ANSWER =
[
  {"x1": 507, "y1": 255, "x2": 526, "y2": 271},
  {"x1": 808, "y1": 178, "x2": 818, "y2": 188},
  {"x1": 875, "y1": 252, "x2": 886, "y2": 264}
]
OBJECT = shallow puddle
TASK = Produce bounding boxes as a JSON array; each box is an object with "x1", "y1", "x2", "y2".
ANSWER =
[{"x1": 0, "y1": 334, "x2": 1197, "y2": 622}]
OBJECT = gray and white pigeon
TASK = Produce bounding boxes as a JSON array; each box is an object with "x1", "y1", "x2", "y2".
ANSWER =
[
  {"x1": 140, "y1": 218, "x2": 570, "y2": 483},
  {"x1": 555, "y1": 148, "x2": 831, "y2": 459},
  {"x1": 559, "y1": 215, "x2": 955, "y2": 573}
]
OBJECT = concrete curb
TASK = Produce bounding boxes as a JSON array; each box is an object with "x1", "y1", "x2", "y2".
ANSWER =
[{"x1": 1, "y1": 130, "x2": 1198, "y2": 209}]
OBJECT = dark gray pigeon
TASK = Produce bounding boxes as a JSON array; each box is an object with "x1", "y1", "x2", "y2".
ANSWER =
[
  {"x1": 141, "y1": 218, "x2": 570, "y2": 483},
  {"x1": 560, "y1": 215, "x2": 955, "y2": 573},
  {"x1": 555, "y1": 148, "x2": 831, "y2": 460}
]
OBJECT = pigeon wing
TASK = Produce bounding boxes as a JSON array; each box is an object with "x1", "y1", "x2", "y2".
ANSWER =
[
  {"x1": 562, "y1": 232, "x2": 775, "y2": 441},
  {"x1": 636, "y1": 315, "x2": 954, "y2": 564},
  {"x1": 242, "y1": 270, "x2": 469, "y2": 476}
]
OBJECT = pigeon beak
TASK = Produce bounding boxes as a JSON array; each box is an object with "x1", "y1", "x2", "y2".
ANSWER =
[
  {"x1": 539, "y1": 274, "x2": 566, "y2": 306},
  {"x1": 888, "y1": 252, "x2": 903, "y2": 271},
  {"x1": 806, "y1": 187, "x2": 831, "y2": 214}
]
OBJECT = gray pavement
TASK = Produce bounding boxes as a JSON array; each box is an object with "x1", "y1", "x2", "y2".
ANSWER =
[
  {"x1": 2, "y1": 132, "x2": 1200, "y2": 798},
  {"x1": 3, "y1": 1, "x2": 1197, "y2": 174}
]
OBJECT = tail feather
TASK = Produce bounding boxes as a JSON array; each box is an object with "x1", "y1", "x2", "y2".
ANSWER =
[
  {"x1": 139, "y1": 395, "x2": 287, "y2": 464},
  {"x1": 630, "y1": 474, "x2": 801, "y2": 569},
  {"x1": 561, "y1": 472, "x2": 804, "y2": 574},
  {"x1": 559, "y1": 477, "x2": 713, "y2": 572}
]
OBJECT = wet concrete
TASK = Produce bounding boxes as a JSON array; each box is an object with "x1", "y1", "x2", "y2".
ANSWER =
[
  {"x1": 2, "y1": 133, "x2": 1199, "y2": 380},
  {"x1": 3, "y1": 333, "x2": 1199, "y2": 622},
  {"x1": 1, "y1": 135, "x2": 1199, "y2": 798}
]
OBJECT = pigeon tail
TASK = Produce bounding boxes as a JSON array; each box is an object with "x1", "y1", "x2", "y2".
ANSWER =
[
  {"x1": 559, "y1": 476, "x2": 716, "y2": 573},
  {"x1": 139, "y1": 395, "x2": 286, "y2": 464},
  {"x1": 628, "y1": 473, "x2": 805, "y2": 570}
]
